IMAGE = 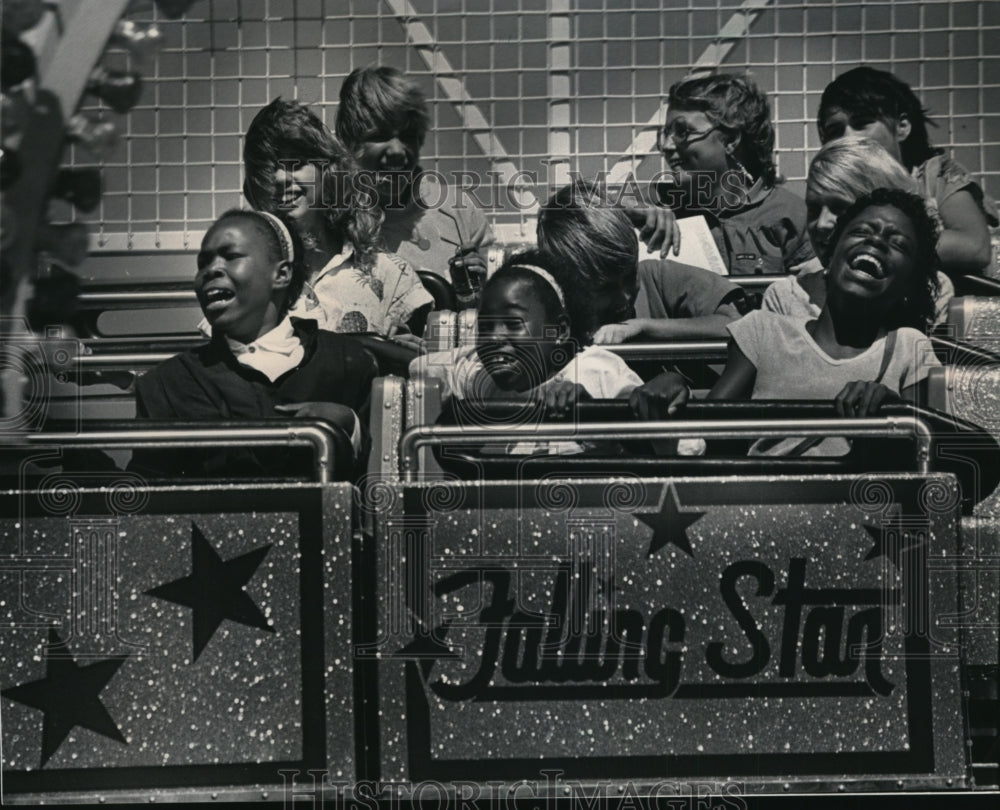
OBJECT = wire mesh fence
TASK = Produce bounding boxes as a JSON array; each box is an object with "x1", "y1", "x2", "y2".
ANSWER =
[{"x1": 63, "y1": 0, "x2": 1000, "y2": 249}]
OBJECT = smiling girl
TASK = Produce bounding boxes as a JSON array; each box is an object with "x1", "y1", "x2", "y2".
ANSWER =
[
  {"x1": 717, "y1": 189, "x2": 940, "y2": 411},
  {"x1": 762, "y1": 137, "x2": 955, "y2": 325},
  {"x1": 335, "y1": 66, "x2": 494, "y2": 301},
  {"x1": 413, "y1": 250, "x2": 642, "y2": 412},
  {"x1": 412, "y1": 250, "x2": 643, "y2": 455}
]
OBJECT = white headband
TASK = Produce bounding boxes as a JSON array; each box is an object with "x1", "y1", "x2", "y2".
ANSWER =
[
  {"x1": 257, "y1": 211, "x2": 295, "y2": 264},
  {"x1": 510, "y1": 263, "x2": 566, "y2": 310}
]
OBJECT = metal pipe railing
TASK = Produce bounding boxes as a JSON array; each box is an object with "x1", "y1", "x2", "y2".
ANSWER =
[
  {"x1": 77, "y1": 287, "x2": 196, "y2": 309},
  {"x1": 15, "y1": 422, "x2": 342, "y2": 483},
  {"x1": 606, "y1": 341, "x2": 728, "y2": 361},
  {"x1": 399, "y1": 416, "x2": 935, "y2": 482},
  {"x1": 74, "y1": 353, "x2": 175, "y2": 368}
]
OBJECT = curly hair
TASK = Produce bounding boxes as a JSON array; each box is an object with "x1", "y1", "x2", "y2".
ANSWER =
[
  {"x1": 210, "y1": 209, "x2": 307, "y2": 315},
  {"x1": 668, "y1": 73, "x2": 777, "y2": 186},
  {"x1": 335, "y1": 65, "x2": 429, "y2": 153},
  {"x1": 817, "y1": 66, "x2": 941, "y2": 170},
  {"x1": 826, "y1": 187, "x2": 941, "y2": 330},
  {"x1": 536, "y1": 181, "x2": 640, "y2": 344},
  {"x1": 242, "y1": 97, "x2": 383, "y2": 272}
]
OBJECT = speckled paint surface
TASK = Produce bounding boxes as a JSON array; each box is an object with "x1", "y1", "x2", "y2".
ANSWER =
[
  {"x1": 0, "y1": 482, "x2": 355, "y2": 801},
  {"x1": 374, "y1": 474, "x2": 967, "y2": 789},
  {"x1": 942, "y1": 363, "x2": 1000, "y2": 518},
  {"x1": 0, "y1": 474, "x2": 974, "y2": 800}
]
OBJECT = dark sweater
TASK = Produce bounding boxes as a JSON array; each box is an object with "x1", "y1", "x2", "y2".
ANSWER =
[{"x1": 132, "y1": 319, "x2": 376, "y2": 478}]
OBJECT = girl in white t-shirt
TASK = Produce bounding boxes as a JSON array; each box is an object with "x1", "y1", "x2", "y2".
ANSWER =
[
  {"x1": 415, "y1": 249, "x2": 642, "y2": 409},
  {"x1": 630, "y1": 188, "x2": 942, "y2": 439},
  {"x1": 413, "y1": 250, "x2": 643, "y2": 454}
]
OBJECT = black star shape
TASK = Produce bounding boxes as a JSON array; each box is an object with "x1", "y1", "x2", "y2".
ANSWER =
[
  {"x1": 637, "y1": 484, "x2": 706, "y2": 558},
  {"x1": 145, "y1": 522, "x2": 275, "y2": 660},
  {"x1": 395, "y1": 621, "x2": 460, "y2": 680},
  {"x1": 864, "y1": 519, "x2": 926, "y2": 569},
  {"x1": 2, "y1": 627, "x2": 128, "y2": 767}
]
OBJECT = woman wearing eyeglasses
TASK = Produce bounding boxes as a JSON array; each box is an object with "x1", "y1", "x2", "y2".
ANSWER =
[{"x1": 649, "y1": 73, "x2": 814, "y2": 276}]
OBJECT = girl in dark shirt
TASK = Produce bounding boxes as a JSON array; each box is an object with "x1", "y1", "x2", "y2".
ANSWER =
[{"x1": 133, "y1": 209, "x2": 376, "y2": 478}]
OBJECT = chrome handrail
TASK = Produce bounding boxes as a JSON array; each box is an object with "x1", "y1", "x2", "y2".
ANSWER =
[
  {"x1": 77, "y1": 288, "x2": 197, "y2": 309},
  {"x1": 399, "y1": 416, "x2": 935, "y2": 481},
  {"x1": 606, "y1": 341, "x2": 729, "y2": 361},
  {"x1": 74, "y1": 353, "x2": 175, "y2": 368},
  {"x1": 13, "y1": 422, "x2": 342, "y2": 483}
]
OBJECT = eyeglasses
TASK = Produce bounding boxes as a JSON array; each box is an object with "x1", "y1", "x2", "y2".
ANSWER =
[{"x1": 656, "y1": 121, "x2": 718, "y2": 152}]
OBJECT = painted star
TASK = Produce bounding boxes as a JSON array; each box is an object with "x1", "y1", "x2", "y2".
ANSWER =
[
  {"x1": 145, "y1": 522, "x2": 275, "y2": 660},
  {"x1": 395, "y1": 620, "x2": 460, "y2": 680},
  {"x1": 864, "y1": 519, "x2": 926, "y2": 569},
  {"x1": 637, "y1": 484, "x2": 706, "y2": 558},
  {"x1": 2, "y1": 627, "x2": 128, "y2": 767}
]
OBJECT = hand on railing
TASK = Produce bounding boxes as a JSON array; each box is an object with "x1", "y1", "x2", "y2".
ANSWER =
[
  {"x1": 834, "y1": 381, "x2": 899, "y2": 418},
  {"x1": 628, "y1": 371, "x2": 690, "y2": 419}
]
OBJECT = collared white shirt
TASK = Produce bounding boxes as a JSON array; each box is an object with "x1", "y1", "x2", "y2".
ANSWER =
[
  {"x1": 209, "y1": 316, "x2": 363, "y2": 456},
  {"x1": 224, "y1": 316, "x2": 304, "y2": 383}
]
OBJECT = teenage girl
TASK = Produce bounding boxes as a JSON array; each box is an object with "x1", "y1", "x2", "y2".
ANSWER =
[{"x1": 631, "y1": 189, "x2": 942, "y2": 442}]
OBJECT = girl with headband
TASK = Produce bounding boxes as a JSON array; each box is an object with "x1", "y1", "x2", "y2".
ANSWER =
[
  {"x1": 133, "y1": 209, "x2": 376, "y2": 477},
  {"x1": 413, "y1": 249, "x2": 643, "y2": 429}
]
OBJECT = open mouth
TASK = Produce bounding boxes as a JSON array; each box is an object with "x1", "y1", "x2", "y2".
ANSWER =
[
  {"x1": 201, "y1": 287, "x2": 235, "y2": 314},
  {"x1": 375, "y1": 169, "x2": 412, "y2": 186},
  {"x1": 848, "y1": 252, "x2": 885, "y2": 280},
  {"x1": 278, "y1": 189, "x2": 304, "y2": 207},
  {"x1": 484, "y1": 352, "x2": 518, "y2": 372},
  {"x1": 480, "y1": 345, "x2": 523, "y2": 377}
]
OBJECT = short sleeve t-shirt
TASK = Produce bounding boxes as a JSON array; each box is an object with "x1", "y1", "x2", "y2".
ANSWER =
[
  {"x1": 412, "y1": 344, "x2": 642, "y2": 403},
  {"x1": 727, "y1": 310, "x2": 939, "y2": 456},
  {"x1": 912, "y1": 154, "x2": 999, "y2": 277},
  {"x1": 635, "y1": 259, "x2": 744, "y2": 319},
  {"x1": 912, "y1": 154, "x2": 999, "y2": 228},
  {"x1": 728, "y1": 310, "x2": 939, "y2": 400},
  {"x1": 658, "y1": 180, "x2": 815, "y2": 275},
  {"x1": 379, "y1": 172, "x2": 496, "y2": 278},
  {"x1": 412, "y1": 345, "x2": 643, "y2": 455}
]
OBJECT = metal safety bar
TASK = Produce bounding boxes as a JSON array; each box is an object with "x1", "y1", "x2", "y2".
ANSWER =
[
  {"x1": 77, "y1": 286, "x2": 195, "y2": 309},
  {"x1": 11, "y1": 421, "x2": 343, "y2": 483},
  {"x1": 399, "y1": 416, "x2": 935, "y2": 482},
  {"x1": 74, "y1": 353, "x2": 175, "y2": 368},
  {"x1": 607, "y1": 341, "x2": 728, "y2": 361}
]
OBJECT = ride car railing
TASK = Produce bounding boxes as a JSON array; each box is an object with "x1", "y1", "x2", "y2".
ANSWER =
[
  {"x1": 8, "y1": 419, "x2": 347, "y2": 483},
  {"x1": 400, "y1": 402, "x2": 936, "y2": 481}
]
